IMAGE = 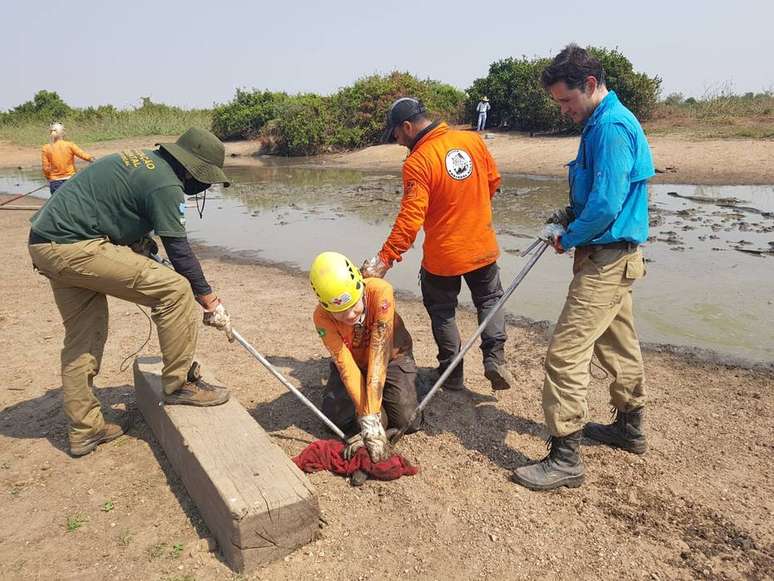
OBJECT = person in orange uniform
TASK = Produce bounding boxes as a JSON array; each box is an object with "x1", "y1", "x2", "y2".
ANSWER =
[
  {"x1": 363, "y1": 97, "x2": 515, "y2": 392},
  {"x1": 41, "y1": 122, "x2": 94, "y2": 194},
  {"x1": 310, "y1": 251, "x2": 420, "y2": 462}
]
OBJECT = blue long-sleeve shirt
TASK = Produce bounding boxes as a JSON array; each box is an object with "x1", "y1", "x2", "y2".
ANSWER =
[{"x1": 561, "y1": 91, "x2": 655, "y2": 250}]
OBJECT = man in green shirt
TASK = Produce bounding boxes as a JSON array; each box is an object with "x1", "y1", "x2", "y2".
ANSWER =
[{"x1": 28, "y1": 128, "x2": 234, "y2": 457}]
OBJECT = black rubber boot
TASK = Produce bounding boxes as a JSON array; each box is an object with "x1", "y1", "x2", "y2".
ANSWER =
[
  {"x1": 511, "y1": 431, "x2": 586, "y2": 491},
  {"x1": 583, "y1": 407, "x2": 647, "y2": 454}
]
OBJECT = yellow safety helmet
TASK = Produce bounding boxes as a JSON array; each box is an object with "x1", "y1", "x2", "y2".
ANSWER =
[{"x1": 309, "y1": 251, "x2": 364, "y2": 313}]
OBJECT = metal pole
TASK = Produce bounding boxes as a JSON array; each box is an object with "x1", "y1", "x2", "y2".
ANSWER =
[
  {"x1": 390, "y1": 239, "x2": 550, "y2": 446},
  {"x1": 0, "y1": 184, "x2": 47, "y2": 208},
  {"x1": 230, "y1": 329, "x2": 347, "y2": 441}
]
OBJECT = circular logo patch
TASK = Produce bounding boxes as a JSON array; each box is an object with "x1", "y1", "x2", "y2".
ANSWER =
[{"x1": 445, "y1": 149, "x2": 473, "y2": 180}]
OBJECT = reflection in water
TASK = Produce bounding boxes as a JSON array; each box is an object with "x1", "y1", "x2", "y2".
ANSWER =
[{"x1": 3, "y1": 163, "x2": 773, "y2": 363}]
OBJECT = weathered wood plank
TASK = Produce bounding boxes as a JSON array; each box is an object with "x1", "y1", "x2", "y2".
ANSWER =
[{"x1": 133, "y1": 356, "x2": 319, "y2": 572}]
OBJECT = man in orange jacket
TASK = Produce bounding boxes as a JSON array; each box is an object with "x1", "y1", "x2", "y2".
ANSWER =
[
  {"x1": 41, "y1": 122, "x2": 94, "y2": 193},
  {"x1": 363, "y1": 97, "x2": 515, "y2": 392},
  {"x1": 310, "y1": 251, "x2": 420, "y2": 462}
]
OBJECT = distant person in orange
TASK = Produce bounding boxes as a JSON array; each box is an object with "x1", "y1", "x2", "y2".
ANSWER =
[
  {"x1": 41, "y1": 122, "x2": 94, "y2": 194},
  {"x1": 362, "y1": 97, "x2": 515, "y2": 392}
]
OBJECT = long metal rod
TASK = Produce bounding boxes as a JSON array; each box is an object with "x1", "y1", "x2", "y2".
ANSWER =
[
  {"x1": 390, "y1": 239, "x2": 550, "y2": 445},
  {"x1": 0, "y1": 184, "x2": 47, "y2": 208},
  {"x1": 231, "y1": 329, "x2": 346, "y2": 440}
]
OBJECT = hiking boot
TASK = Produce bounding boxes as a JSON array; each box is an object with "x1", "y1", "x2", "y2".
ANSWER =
[
  {"x1": 511, "y1": 430, "x2": 585, "y2": 491},
  {"x1": 583, "y1": 407, "x2": 647, "y2": 454},
  {"x1": 164, "y1": 361, "x2": 230, "y2": 407},
  {"x1": 484, "y1": 361, "x2": 515, "y2": 391},
  {"x1": 164, "y1": 378, "x2": 230, "y2": 407},
  {"x1": 70, "y1": 415, "x2": 132, "y2": 457}
]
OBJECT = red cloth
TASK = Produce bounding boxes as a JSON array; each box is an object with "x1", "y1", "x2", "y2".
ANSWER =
[{"x1": 293, "y1": 439, "x2": 419, "y2": 481}]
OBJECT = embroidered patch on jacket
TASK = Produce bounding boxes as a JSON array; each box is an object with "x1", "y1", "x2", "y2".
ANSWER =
[{"x1": 445, "y1": 149, "x2": 473, "y2": 180}]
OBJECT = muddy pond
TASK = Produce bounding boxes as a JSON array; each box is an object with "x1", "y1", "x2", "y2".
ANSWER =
[{"x1": 3, "y1": 162, "x2": 773, "y2": 364}]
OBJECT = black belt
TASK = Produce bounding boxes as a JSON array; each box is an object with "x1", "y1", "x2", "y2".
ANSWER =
[
  {"x1": 28, "y1": 230, "x2": 51, "y2": 245},
  {"x1": 588, "y1": 241, "x2": 638, "y2": 252}
]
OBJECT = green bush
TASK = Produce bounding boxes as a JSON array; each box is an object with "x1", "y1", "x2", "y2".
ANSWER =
[
  {"x1": 211, "y1": 89, "x2": 288, "y2": 140},
  {"x1": 210, "y1": 72, "x2": 465, "y2": 155},
  {"x1": 467, "y1": 47, "x2": 661, "y2": 133},
  {"x1": 272, "y1": 95, "x2": 333, "y2": 156},
  {"x1": 0, "y1": 90, "x2": 72, "y2": 125},
  {"x1": 467, "y1": 57, "x2": 568, "y2": 133},
  {"x1": 329, "y1": 71, "x2": 466, "y2": 149}
]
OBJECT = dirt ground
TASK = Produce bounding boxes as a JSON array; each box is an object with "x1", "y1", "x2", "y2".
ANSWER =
[
  {"x1": 1, "y1": 186, "x2": 772, "y2": 581},
  {"x1": 3, "y1": 130, "x2": 774, "y2": 185}
]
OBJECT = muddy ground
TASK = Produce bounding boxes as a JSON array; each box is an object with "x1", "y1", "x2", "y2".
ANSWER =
[
  {"x1": 0, "y1": 193, "x2": 772, "y2": 581},
  {"x1": 4, "y1": 130, "x2": 774, "y2": 185}
]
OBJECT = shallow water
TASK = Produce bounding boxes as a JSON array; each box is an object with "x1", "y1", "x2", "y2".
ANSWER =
[{"x1": 3, "y1": 163, "x2": 773, "y2": 363}]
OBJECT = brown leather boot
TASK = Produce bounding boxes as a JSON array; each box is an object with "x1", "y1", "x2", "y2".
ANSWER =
[
  {"x1": 70, "y1": 415, "x2": 132, "y2": 457},
  {"x1": 164, "y1": 362, "x2": 229, "y2": 406}
]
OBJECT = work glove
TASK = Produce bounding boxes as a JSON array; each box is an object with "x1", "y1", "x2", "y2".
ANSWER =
[
  {"x1": 540, "y1": 223, "x2": 566, "y2": 254},
  {"x1": 129, "y1": 236, "x2": 159, "y2": 258},
  {"x1": 540, "y1": 223, "x2": 565, "y2": 243},
  {"x1": 342, "y1": 433, "x2": 365, "y2": 460},
  {"x1": 359, "y1": 413, "x2": 391, "y2": 463},
  {"x1": 199, "y1": 295, "x2": 234, "y2": 342},
  {"x1": 546, "y1": 206, "x2": 574, "y2": 228},
  {"x1": 361, "y1": 255, "x2": 390, "y2": 279}
]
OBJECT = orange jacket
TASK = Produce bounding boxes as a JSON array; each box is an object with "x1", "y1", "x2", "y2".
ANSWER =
[
  {"x1": 378, "y1": 122, "x2": 502, "y2": 276},
  {"x1": 41, "y1": 140, "x2": 93, "y2": 181},
  {"x1": 313, "y1": 278, "x2": 412, "y2": 416}
]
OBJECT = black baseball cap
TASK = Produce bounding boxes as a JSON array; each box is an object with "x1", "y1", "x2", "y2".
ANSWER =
[{"x1": 381, "y1": 97, "x2": 427, "y2": 143}]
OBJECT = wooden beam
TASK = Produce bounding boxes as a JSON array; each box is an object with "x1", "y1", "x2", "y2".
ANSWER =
[{"x1": 133, "y1": 356, "x2": 319, "y2": 572}]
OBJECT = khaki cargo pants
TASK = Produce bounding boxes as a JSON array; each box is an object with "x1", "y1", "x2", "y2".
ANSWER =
[
  {"x1": 28, "y1": 238, "x2": 198, "y2": 443},
  {"x1": 543, "y1": 246, "x2": 647, "y2": 437}
]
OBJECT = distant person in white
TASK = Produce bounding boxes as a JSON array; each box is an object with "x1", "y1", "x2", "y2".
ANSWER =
[{"x1": 476, "y1": 96, "x2": 491, "y2": 131}]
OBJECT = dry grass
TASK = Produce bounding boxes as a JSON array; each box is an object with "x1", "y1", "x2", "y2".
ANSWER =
[{"x1": 645, "y1": 89, "x2": 774, "y2": 139}]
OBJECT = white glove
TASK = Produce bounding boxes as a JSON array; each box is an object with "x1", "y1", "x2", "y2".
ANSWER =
[
  {"x1": 539, "y1": 223, "x2": 566, "y2": 243},
  {"x1": 361, "y1": 256, "x2": 389, "y2": 279},
  {"x1": 203, "y1": 303, "x2": 234, "y2": 342},
  {"x1": 358, "y1": 413, "x2": 391, "y2": 463},
  {"x1": 342, "y1": 433, "x2": 364, "y2": 460}
]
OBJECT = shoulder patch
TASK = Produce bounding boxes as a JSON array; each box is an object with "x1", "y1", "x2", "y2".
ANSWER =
[
  {"x1": 445, "y1": 149, "x2": 473, "y2": 180},
  {"x1": 316, "y1": 327, "x2": 326, "y2": 338}
]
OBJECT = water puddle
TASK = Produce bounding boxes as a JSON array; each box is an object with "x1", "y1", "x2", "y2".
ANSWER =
[{"x1": 3, "y1": 163, "x2": 773, "y2": 363}]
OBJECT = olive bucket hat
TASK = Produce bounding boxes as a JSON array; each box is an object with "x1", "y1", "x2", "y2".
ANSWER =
[{"x1": 156, "y1": 127, "x2": 230, "y2": 187}]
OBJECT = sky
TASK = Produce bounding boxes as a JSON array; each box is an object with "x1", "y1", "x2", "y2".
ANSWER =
[{"x1": 1, "y1": 0, "x2": 771, "y2": 111}]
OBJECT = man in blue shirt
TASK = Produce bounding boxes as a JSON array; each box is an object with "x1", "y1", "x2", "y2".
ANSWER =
[{"x1": 513, "y1": 45, "x2": 654, "y2": 491}]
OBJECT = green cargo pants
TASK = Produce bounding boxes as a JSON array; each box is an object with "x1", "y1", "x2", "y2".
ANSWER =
[
  {"x1": 543, "y1": 245, "x2": 647, "y2": 437},
  {"x1": 28, "y1": 238, "x2": 198, "y2": 444}
]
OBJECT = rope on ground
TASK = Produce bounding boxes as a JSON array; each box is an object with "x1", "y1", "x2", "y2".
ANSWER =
[{"x1": 119, "y1": 304, "x2": 153, "y2": 372}]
